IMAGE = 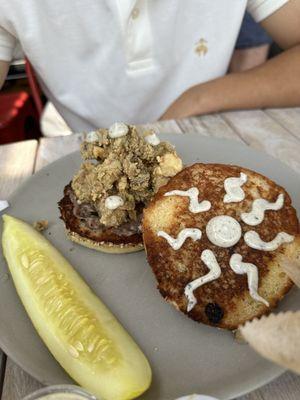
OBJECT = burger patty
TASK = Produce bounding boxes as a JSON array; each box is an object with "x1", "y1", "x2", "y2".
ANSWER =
[{"x1": 58, "y1": 184, "x2": 142, "y2": 245}]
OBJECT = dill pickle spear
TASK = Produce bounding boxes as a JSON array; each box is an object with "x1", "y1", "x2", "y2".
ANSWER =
[{"x1": 2, "y1": 215, "x2": 151, "y2": 400}]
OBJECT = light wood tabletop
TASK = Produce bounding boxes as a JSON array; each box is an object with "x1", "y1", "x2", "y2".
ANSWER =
[{"x1": 1, "y1": 109, "x2": 300, "y2": 400}]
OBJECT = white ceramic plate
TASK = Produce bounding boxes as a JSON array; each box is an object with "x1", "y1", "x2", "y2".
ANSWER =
[{"x1": 0, "y1": 135, "x2": 299, "y2": 400}]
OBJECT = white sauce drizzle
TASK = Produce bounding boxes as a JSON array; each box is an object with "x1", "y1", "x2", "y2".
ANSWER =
[
  {"x1": 105, "y1": 195, "x2": 124, "y2": 210},
  {"x1": 86, "y1": 131, "x2": 100, "y2": 143},
  {"x1": 157, "y1": 228, "x2": 202, "y2": 251},
  {"x1": 206, "y1": 215, "x2": 242, "y2": 248},
  {"x1": 229, "y1": 254, "x2": 269, "y2": 307},
  {"x1": 185, "y1": 250, "x2": 222, "y2": 312},
  {"x1": 244, "y1": 230, "x2": 294, "y2": 251},
  {"x1": 145, "y1": 133, "x2": 160, "y2": 146},
  {"x1": 241, "y1": 194, "x2": 284, "y2": 226},
  {"x1": 223, "y1": 172, "x2": 248, "y2": 203},
  {"x1": 0, "y1": 200, "x2": 9, "y2": 212},
  {"x1": 108, "y1": 122, "x2": 129, "y2": 138},
  {"x1": 164, "y1": 187, "x2": 211, "y2": 213}
]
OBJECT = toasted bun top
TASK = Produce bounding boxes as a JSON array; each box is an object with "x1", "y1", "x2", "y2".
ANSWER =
[{"x1": 143, "y1": 163, "x2": 299, "y2": 329}]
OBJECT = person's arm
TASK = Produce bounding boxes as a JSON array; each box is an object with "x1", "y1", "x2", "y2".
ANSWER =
[
  {"x1": 0, "y1": 60, "x2": 9, "y2": 89},
  {"x1": 161, "y1": 0, "x2": 300, "y2": 120}
]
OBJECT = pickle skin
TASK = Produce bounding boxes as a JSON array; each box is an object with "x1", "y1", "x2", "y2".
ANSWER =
[{"x1": 2, "y1": 214, "x2": 152, "y2": 400}]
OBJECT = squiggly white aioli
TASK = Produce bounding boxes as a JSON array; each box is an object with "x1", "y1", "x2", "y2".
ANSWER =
[
  {"x1": 185, "y1": 250, "x2": 221, "y2": 312},
  {"x1": 230, "y1": 254, "x2": 269, "y2": 306},
  {"x1": 241, "y1": 194, "x2": 284, "y2": 226},
  {"x1": 164, "y1": 187, "x2": 211, "y2": 213},
  {"x1": 157, "y1": 228, "x2": 202, "y2": 250},
  {"x1": 244, "y1": 230, "x2": 294, "y2": 251},
  {"x1": 223, "y1": 172, "x2": 248, "y2": 203}
]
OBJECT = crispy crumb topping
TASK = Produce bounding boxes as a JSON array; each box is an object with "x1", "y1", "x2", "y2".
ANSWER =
[{"x1": 72, "y1": 125, "x2": 183, "y2": 227}]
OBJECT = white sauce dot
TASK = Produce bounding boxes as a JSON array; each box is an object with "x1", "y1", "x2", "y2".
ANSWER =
[
  {"x1": 108, "y1": 123, "x2": 129, "y2": 138},
  {"x1": 86, "y1": 131, "x2": 100, "y2": 143},
  {"x1": 105, "y1": 195, "x2": 124, "y2": 210},
  {"x1": 206, "y1": 215, "x2": 242, "y2": 248},
  {"x1": 145, "y1": 133, "x2": 160, "y2": 146}
]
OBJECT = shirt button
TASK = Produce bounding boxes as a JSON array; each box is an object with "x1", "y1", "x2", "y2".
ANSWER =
[{"x1": 131, "y1": 7, "x2": 140, "y2": 19}]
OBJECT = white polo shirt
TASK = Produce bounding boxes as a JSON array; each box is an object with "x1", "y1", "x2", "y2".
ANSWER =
[{"x1": 0, "y1": 0, "x2": 289, "y2": 131}]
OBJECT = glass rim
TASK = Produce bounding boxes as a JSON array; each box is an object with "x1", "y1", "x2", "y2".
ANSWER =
[{"x1": 22, "y1": 385, "x2": 98, "y2": 400}]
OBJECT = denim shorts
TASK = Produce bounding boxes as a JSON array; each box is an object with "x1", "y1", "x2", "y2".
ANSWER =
[{"x1": 236, "y1": 12, "x2": 272, "y2": 49}]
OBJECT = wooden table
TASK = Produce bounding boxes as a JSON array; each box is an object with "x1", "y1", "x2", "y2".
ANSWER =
[{"x1": 1, "y1": 109, "x2": 300, "y2": 400}]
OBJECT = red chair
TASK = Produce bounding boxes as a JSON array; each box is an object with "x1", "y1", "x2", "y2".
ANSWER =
[
  {"x1": 0, "y1": 59, "x2": 42, "y2": 145},
  {"x1": 25, "y1": 58, "x2": 43, "y2": 117}
]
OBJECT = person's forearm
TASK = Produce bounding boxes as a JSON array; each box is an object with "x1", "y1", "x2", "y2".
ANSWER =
[
  {"x1": 161, "y1": 45, "x2": 300, "y2": 120},
  {"x1": 195, "y1": 44, "x2": 300, "y2": 115}
]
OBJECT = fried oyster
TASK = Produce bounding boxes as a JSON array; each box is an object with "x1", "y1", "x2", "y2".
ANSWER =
[
  {"x1": 59, "y1": 123, "x2": 183, "y2": 253},
  {"x1": 71, "y1": 124, "x2": 183, "y2": 228}
]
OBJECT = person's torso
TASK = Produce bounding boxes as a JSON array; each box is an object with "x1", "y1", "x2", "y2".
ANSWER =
[{"x1": 0, "y1": 0, "x2": 247, "y2": 130}]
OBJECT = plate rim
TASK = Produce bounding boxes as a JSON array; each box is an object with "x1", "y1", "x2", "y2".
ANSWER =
[{"x1": 2, "y1": 134, "x2": 299, "y2": 399}]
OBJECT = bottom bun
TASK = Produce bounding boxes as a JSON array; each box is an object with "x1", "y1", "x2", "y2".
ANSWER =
[{"x1": 66, "y1": 230, "x2": 144, "y2": 254}]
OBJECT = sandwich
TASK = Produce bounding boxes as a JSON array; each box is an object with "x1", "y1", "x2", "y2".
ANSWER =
[{"x1": 59, "y1": 123, "x2": 183, "y2": 253}]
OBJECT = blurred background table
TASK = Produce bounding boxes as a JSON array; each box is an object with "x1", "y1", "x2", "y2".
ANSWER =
[{"x1": 1, "y1": 108, "x2": 300, "y2": 400}]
